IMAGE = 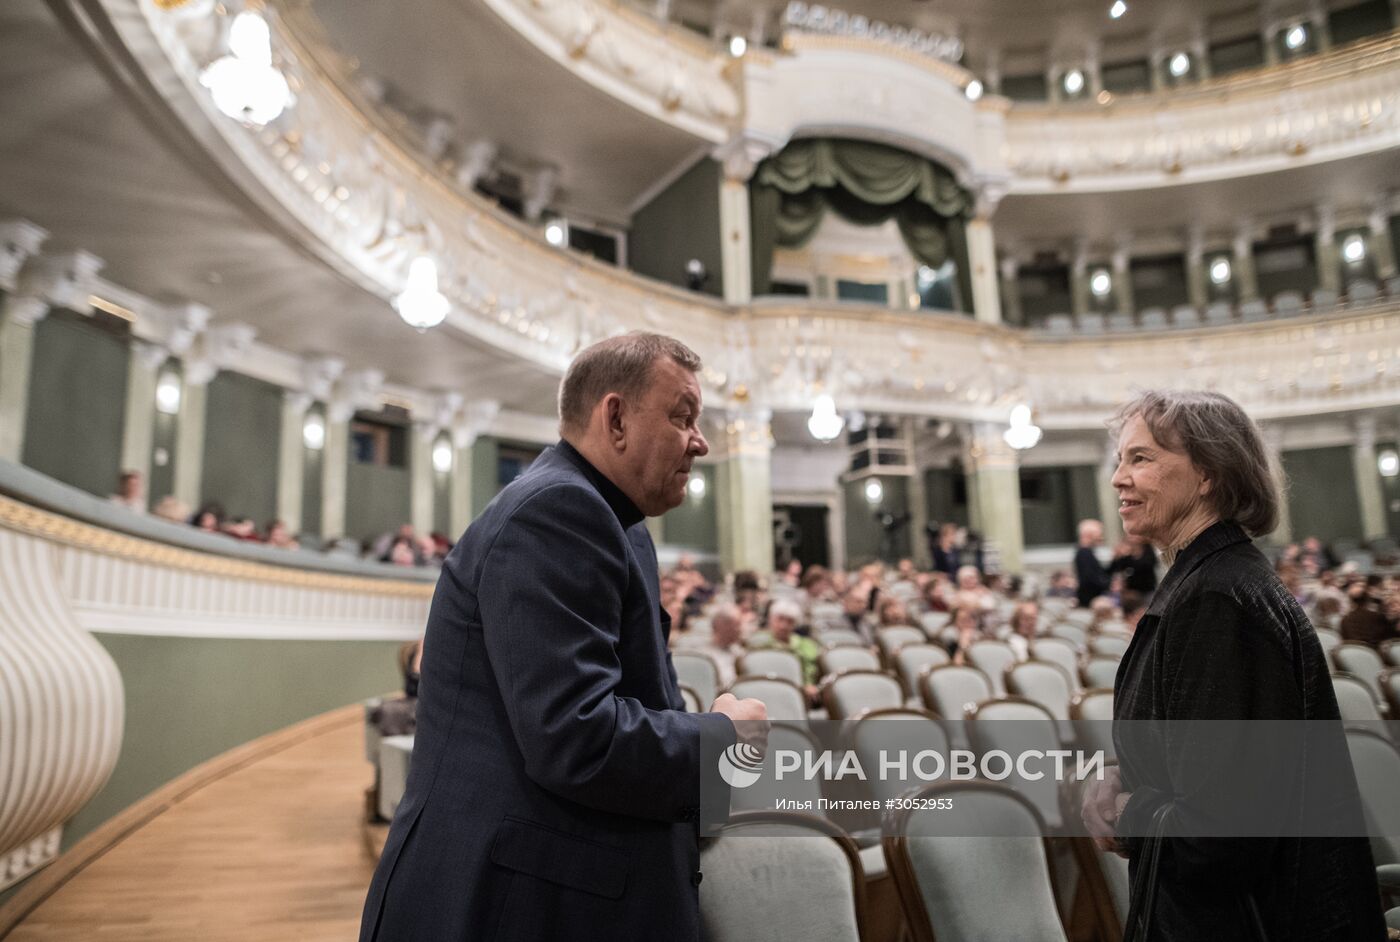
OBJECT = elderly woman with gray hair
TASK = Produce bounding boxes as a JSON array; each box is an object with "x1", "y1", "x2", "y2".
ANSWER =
[{"x1": 1080, "y1": 390, "x2": 1386, "y2": 941}]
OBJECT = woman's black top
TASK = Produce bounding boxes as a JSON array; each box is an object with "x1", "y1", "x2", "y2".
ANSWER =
[{"x1": 1113, "y1": 520, "x2": 1385, "y2": 941}]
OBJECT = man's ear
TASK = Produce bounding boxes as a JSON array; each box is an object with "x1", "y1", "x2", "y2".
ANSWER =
[{"x1": 603, "y1": 393, "x2": 626, "y2": 449}]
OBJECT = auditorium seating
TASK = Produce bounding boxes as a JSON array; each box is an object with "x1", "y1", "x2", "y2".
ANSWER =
[
  {"x1": 1088, "y1": 633, "x2": 1131, "y2": 659},
  {"x1": 700, "y1": 812, "x2": 867, "y2": 942},
  {"x1": 1332, "y1": 643, "x2": 1388, "y2": 708},
  {"x1": 377, "y1": 735, "x2": 413, "y2": 822},
  {"x1": 875, "y1": 625, "x2": 926, "y2": 665},
  {"x1": 919, "y1": 611, "x2": 951, "y2": 635},
  {"x1": 1316, "y1": 627, "x2": 1344, "y2": 655},
  {"x1": 965, "y1": 698, "x2": 1065, "y2": 830},
  {"x1": 1030, "y1": 638, "x2": 1083, "y2": 693},
  {"x1": 1070, "y1": 689, "x2": 1117, "y2": 761},
  {"x1": 966, "y1": 640, "x2": 1016, "y2": 696},
  {"x1": 678, "y1": 685, "x2": 702, "y2": 712},
  {"x1": 821, "y1": 670, "x2": 905, "y2": 720},
  {"x1": 728, "y1": 675, "x2": 809, "y2": 720},
  {"x1": 728, "y1": 724, "x2": 825, "y2": 815},
  {"x1": 892, "y1": 643, "x2": 949, "y2": 700},
  {"x1": 815, "y1": 627, "x2": 868, "y2": 649},
  {"x1": 1382, "y1": 669, "x2": 1400, "y2": 718},
  {"x1": 920, "y1": 665, "x2": 993, "y2": 747},
  {"x1": 1345, "y1": 728, "x2": 1400, "y2": 868},
  {"x1": 884, "y1": 781, "x2": 1069, "y2": 942},
  {"x1": 1050, "y1": 622, "x2": 1089, "y2": 648},
  {"x1": 1333, "y1": 672, "x2": 1390, "y2": 733},
  {"x1": 819, "y1": 645, "x2": 882, "y2": 679},
  {"x1": 738, "y1": 648, "x2": 805, "y2": 686},
  {"x1": 1383, "y1": 640, "x2": 1400, "y2": 667},
  {"x1": 843, "y1": 708, "x2": 950, "y2": 811},
  {"x1": 1005, "y1": 661, "x2": 1076, "y2": 743},
  {"x1": 672, "y1": 651, "x2": 722, "y2": 708}
]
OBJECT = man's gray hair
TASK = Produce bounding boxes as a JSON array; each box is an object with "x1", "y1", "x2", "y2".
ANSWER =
[
  {"x1": 557, "y1": 332, "x2": 702, "y2": 435},
  {"x1": 1109, "y1": 390, "x2": 1279, "y2": 538}
]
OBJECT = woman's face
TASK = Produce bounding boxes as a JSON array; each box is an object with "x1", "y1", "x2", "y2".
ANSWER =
[{"x1": 1111, "y1": 414, "x2": 1210, "y2": 546}]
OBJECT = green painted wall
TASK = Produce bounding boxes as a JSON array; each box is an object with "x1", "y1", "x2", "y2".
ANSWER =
[
  {"x1": 1068, "y1": 464, "x2": 1103, "y2": 532},
  {"x1": 628, "y1": 157, "x2": 723, "y2": 297},
  {"x1": 61, "y1": 634, "x2": 402, "y2": 853},
  {"x1": 471, "y1": 435, "x2": 501, "y2": 518},
  {"x1": 1382, "y1": 440, "x2": 1400, "y2": 538},
  {"x1": 1019, "y1": 466, "x2": 1077, "y2": 546},
  {"x1": 662, "y1": 464, "x2": 718, "y2": 551},
  {"x1": 924, "y1": 466, "x2": 969, "y2": 529},
  {"x1": 844, "y1": 475, "x2": 911, "y2": 565},
  {"x1": 22, "y1": 310, "x2": 127, "y2": 498},
  {"x1": 201, "y1": 371, "x2": 282, "y2": 524},
  {"x1": 301, "y1": 405, "x2": 324, "y2": 538},
  {"x1": 1282, "y1": 446, "x2": 1363, "y2": 543},
  {"x1": 345, "y1": 461, "x2": 411, "y2": 546},
  {"x1": 148, "y1": 359, "x2": 179, "y2": 511}
]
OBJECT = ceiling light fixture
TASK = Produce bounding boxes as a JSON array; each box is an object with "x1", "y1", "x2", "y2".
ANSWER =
[
  {"x1": 394, "y1": 256, "x2": 450, "y2": 330},
  {"x1": 544, "y1": 221, "x2": 567, "y2": 247},
  {"x1": 1090, "y1": 269, "x2": 1112, "y2": 296},
  {"x1": 1109, "y1": 0, "x2": 1127, "y2": 19},
  {"x1": 1003, "y1": 403, "x2": 1043, "y2": 450},
  {"x1": 964, "y1": 79, "x2": 984, "y2": 101},
  {"x1": 1063, "y1": 69, "x2": 1085, "y2": 95},
  {"x1": 728, "y1": 35, "x2": 748, "y2": 57},
  {"x1": 155, "y1": 373, "x2": 182, "y2": 415},
  {"x1": 432, "y1": 438, "x2": 454, "y2": 473},
  {"x1": 1284, "y1": 23, "x2": 1308, "y2": 50},
  {"x1": 807, "y1": 394, "x2": 845, "y2": 442},
  {"x1": 1168, "y1": 52, "x2": 1190, "y2": 77},
  {"x1": 199, "y1": 11, "x2": 292, "y2": 127},
  {"x1": 1341, "y1": 234, "x2": 1367, "y2": 264},
  {"x1": 864, "y1": 478, "x2": 884, "y2": 504},
  {"x1": 1209, "y1": 257, "x2": 1232, "y2": 285},
  {"x1": 302, "y1": 413, "x2": 326, "y2": 450}
]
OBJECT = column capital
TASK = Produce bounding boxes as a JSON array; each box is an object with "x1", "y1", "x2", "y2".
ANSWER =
[
  {"x1": 1258, "y1": 421, "x2": 1286, "y2": 454},
  {"x1": 132, "y1": 338, "x2": 170, "y2": 372},
  {"x1": 0, "y1": 220, "x2": 49, "y2": 292},
  {"x1": 713, "y1": 132, "x2": 778, "y2": 182},
  {"x1": 1368, "y1": 207, "x2": 1390, "y2": 235},
  {"x1": 284, "y1": 390, "x2": 315, "y2": 416},
  {"x1": 719, "y1": 406, "x2": 772, "y2": 459},
  {"x1": 451, "y1": 398, "x2": 501, "y2": 449},
  {"x1": 300, "y1": 354, "x2": 346, "y2": 401},
  {"x1": 328, "y1": 368, "x2": 384, "y2": 423},
  {"x1": 971, "y1": 179, "x2": 1008, "y2": 220},
  {"x1": 2, "y1": 296, "x2": 50, "y2": 328},
  {"x1": 998, "y1": 255, "x2": 1020, "y2": 281},
  {"x1": 7, "y1": 250, "x2": 104, "y2": 321},
  {"x1": 966, "y1": 421, "x2": 1019, "y2": 471},
  {"x1": 1315, "y1": 203, "x2": 1337, "y2": 240}
]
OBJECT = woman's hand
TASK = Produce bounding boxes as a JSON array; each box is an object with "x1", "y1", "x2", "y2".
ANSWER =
[{"x1": 1081, "y1": 766, "x2": 1130, "y2": 857}]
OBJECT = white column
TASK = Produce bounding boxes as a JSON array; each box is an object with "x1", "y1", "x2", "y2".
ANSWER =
[
  {"x1": 1368, "y1": 207, "x2": 1396, "y2": 281},
  {"x1": 1260, "y1": 424, "x2": 1293, "y2": 545},
  {"x1": 714, "y1": 136, "x2": 771, "y2": 305},
  {"x1": 119, "y1": 340, "x2": 166, "y2": 509},
  {"x1": 714, "y1": 407, "x2": 774, "y2": 574},
  {"x1": 1233, "y1": 225, "x2": 1260, "y2": 302},
  {"x1": 1352, "y1": 415, "x2": 1387, "y2": 541},
  {"x1": 1111, "y1": 241, "x2": 1134, "y2": 315},
  {"x1": 907, "y1": 421, "x2": 932, "y2": 569},
  {"x1": 998, "y1": 256, "x2": 1023, "y2": 325},
  {"x1": 0, "y1": 300, "x2": 45, "y2": 463},
  {"x1": 447, "y1": 400, "x2": 499, "y2": 538},
  {"x1": 1185, "y1": 227, "x2": 1209, "y2": 310},
  {"x1": 321, "y1": 406, "x2": 350, "y2": 542},
  {"x1": 966, "y1": 423, "x2": 1024, "y2": 575},
  {"x1": 967, "y1": 216, "x2": 1002, "y2": 324},
  {"x1": 172, "y1": 375, "x2": 208, "y2": 511},
  {"x1": 1070, "y1": 240, "x2": 1091, "y2": 316},
  {"x1": 1098, "y1": 444, "x2": 1124, "y2": 545},
  {"x1": 276, "y1": 393, "x2": 310, "y2": 533},
  {"x1": 1315, "y1": 204, "x2": 1339, "y2": 293},
  {"x1": 410, "y1": 421, "x2": 435, "y2": 536}
]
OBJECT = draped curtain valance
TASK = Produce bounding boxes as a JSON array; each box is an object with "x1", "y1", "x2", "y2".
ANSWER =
[{"x1": 749, "y1": 138, "x2": 974, "y2": 304}]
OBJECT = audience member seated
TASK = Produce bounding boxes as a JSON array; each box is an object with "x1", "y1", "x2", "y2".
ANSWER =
[
  {"x1": 929, "y1": 522, "x2": 962, "y2": 576},
  {"x1": 191, "y1": 502, "x2": 224, "y2": 533},
  {"x1": 222, "y1": 516, "x2": 260, "y2": 541},
  {"x1": 1045, "y1": 569, "x2": 1077, "y2": 600},
  {"x1": 1006, "y1": 601, "x2": 1041, "y2": 662},
  {"x1": 369, "y1": 638, "x2": 422, "y2": 737},
  {"x1": 1341, "y1": 576, "x2": 1399, "y2": 647},
  {"x1": 109, "y1": 469, "x2": 145, "y2": 513},
  {"x1": 265, "y1": 519, "x2": 300, "y2": 551},
  {"x1": 151, "y1": 495, "x2": 189, "y2": 523},
  {"x1": 946, "y1": 605, "x2": 985, "y2": 666},
  {"x1": 1108, "y1": 535, "x2": 1158, "y2": 595},
  {"x1": 676, "y1": 604, "x2": 743, "y2": 687},
  {"x1": 954, "y1": 564, "x2": 996, "y2": 613},
  {"x1": 753, "y1": 598, "x2": 821, "y2": 703}
]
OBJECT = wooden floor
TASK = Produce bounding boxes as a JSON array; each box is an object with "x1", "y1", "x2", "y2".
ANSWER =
[{"x1": 4, "y1": 707, "x2": 379, "y2": 941}]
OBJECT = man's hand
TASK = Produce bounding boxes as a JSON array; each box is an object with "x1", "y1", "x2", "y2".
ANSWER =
[
  {"x1": 710, "y1": 693, "x2": 770, "y2": 751},
  {"x1": 1081, "y1": 766, "x2": 1128, "y2": 856}
]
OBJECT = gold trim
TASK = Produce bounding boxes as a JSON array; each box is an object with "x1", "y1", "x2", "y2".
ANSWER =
[{"x1": 0, "y1": 495, "x2": 434, "y2": 598}]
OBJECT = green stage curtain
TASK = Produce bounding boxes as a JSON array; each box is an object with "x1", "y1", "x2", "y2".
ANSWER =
[{"x1": 748, "y1": 138, "x2": 974, "y2": 302}]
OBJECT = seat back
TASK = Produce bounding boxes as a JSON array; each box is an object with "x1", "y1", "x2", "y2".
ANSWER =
[
  {"x1": 920, "y1": 665, "x2": 994, "y2": 736},
  {"x1": 1067, "y1": 777, "x2": 1129, "y2": 937},
  {"x1": 1050, "y1": 622, "x2": 1088, "y2": 648},
  {"x1": 1332, "y1": 643, "x2": 1386, "y2": 704},
  {"x1": 1006, "y1": 661, "x2": 1075, "y2": 723},
  {"x1": 966, "y1": 640, "x2": 1016, "y2": 696},
  {"x1": 1031, "y1": 638, "x2": 1083, "y2": 691},
  {"x1": 729, "y1": 724, "x2": 825, "y2": 813},
  {"x1": 876, "y1": 626, "x2": 926, "y2": 663},
  {"x1": 819, "y1": 645, "x2": 882, "y2": 679},
  {"x1": 844, "y1": 708, "x2": 949, "y2": 806},
  {"x1": 738, "y1": 648, "x2": 804, "y2": 687},
  {"x1": 729, "y1": 675, "x2": 808, "y2": 720},
  {"x1": 1170, "y1": 304, "x2": 1200, "y2": 327},
  {"x1": 1315, "y1": 628, "x2": 1344, "y2": 655},
  {"x1": 1139, "y1": 307, "x2": 1167, "y2": 329},
  {"x1": 1070, "y1": 689, "x2": 1116, "y2": 760},
  {"x1": 1204, "y1": 300, "x2": 1234, "y2": 323},
  {"x1": 673, "y1": 651, "x2": 721, "y2": 707},
  {"x1": 920, "y1": 611, "x2": 951, "y2": 635},
  {"x1": 1349, "y1": 278, "x2": 1380, "y2": 303},
  {"x1": 1384, "y1": 640, "x2": 1400, "y2": 668},
  {"x1": 815, "y1": 628, "x2": 868, "y2": 649},
  {"x1": 1078, "y1": 312, "x2": 1105, "y2": 334},
  {"x1": 679, "y1": 684, "x2": 701, "y2": 713},
  {"x1": 886, "y1": 782, "x2": 1068, "y2": 942},
  {"x1": 1089, "y1": 634, "x2": 1130, "y2": 659},
  {"x1": 700, "y1": 812, "x2": 865, "y2": 942},
  {"x1": 966, "y1": 698, "x2": 1065, "y2": 829},
  {"x1": 1381, "y1": 668, "x2": 1400, "y2": 718},
  {"x1": 894, "y1": 643, "x2": 950, "y2": 697},
  {"x1": 1333, "y1": 672, "x2": 1385, "y2": 725},
  {"x1": 822, "y1": 670, "x2": 905, "y2": 720},
  {"x1": 1080, "y1": 656, "x2": 1121, "y2": 690},
  {"x1": 1346, "y1": 728, "x2": 1400, "y2": 866}
]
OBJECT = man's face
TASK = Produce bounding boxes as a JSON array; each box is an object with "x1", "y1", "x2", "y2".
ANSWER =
[{"x1": 621, "y1": 358, "x2": 709, "y2": 516}]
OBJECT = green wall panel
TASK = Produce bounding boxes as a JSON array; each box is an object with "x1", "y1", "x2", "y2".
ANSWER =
[
  {"x1": 844, "y1": 475, "x2": 910, "y2": 565},
  {"x1": 1282, "y1": 446, "x2": 1363, "y2": 543},
  {"x1": 662, "y1": 464, "x2": 718, "y2": 551},
  {"x1": 61, "y1": 634, "x2": 402, "y2": 852},
  {"x1": 345, "y1": 461, "x2": 411, "y2": 545},
  {"x1": 22, "y1": 311, "x2": 127, "y2": 498},
  {"x1": 923, "y1": 466, "x2": 969, "y2": 530},
  {"x1": 201, "y1": 370, "x2": 282, "y2": 524},
  {"x1": 471, "y1": 435, "x2": 501, "y2": 519},
  {"x1": 628, "y1": 157, "x2": 723, "y2": 297}
]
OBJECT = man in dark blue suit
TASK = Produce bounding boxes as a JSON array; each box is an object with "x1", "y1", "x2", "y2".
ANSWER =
[{"x1": 360, "y1": 332, "x2": 768, "y2": 942}]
